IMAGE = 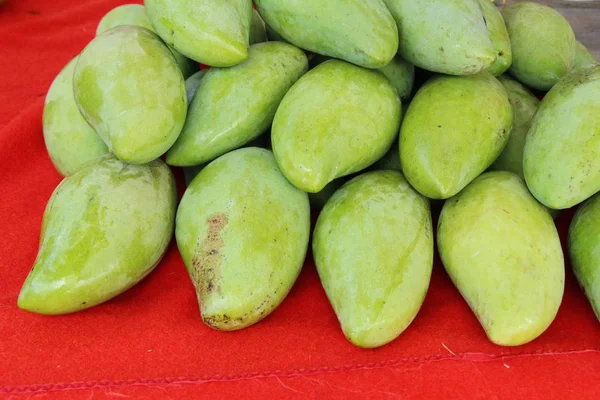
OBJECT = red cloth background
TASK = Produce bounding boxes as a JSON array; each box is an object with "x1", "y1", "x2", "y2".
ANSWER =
[{"x1": 0, "y1": 1, "x2": 599, "y2": 398}]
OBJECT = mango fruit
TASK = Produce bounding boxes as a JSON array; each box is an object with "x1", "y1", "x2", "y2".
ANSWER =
[
  {"x1": 184, "y1": 69, "x2": 208, "y2": 104},
  {"x1": 568, "y1": 193, "x2": 600, "y2": 322},
  {"x1": 438, "y1": 171, "x2": 564, "y2": 346},
  {"x1": 167, "y1": 42, "x2": 307, "y2": 166},
  {"x1": 380, "y1": 56, "x2": 415, "y2": 100},
  {"x1": 255, "y1": 0, "x2": 398, "y2": 69},
  {"x1": 400, "y1": 72, "x2": 513, "y2": 199},
  {"x1": 95, "y1": 4, "x2": 197, "y2": 78},
  {"x1": 272, "y1": 60, "x2": 401, "y2": 193},
  {"x1": 145, "y1": 0, "x2": 252, "y2": 67},
  {"x1": 574, "y1": 41, "x2": 598, "y2": 69},
  {"x1": 314, "y1": 170, "x2": 433, "y2": 348},
  {"x1": 176, "y1": 148, "x2": 310, "y2": 330},
  {"x1": 249, "y1": 9, "x2": 268, "y2": 45},
  {"x1": 43, "y1": 56, "x2": 108, "y2": 176},
  {"x1": 524, "y1": 65, "x2": 600, "y2": 209},
  {"x1": 477, "y1": 0, "x2": 512, "y2": 76},
  {"x1": 503, "y1": 2, "x2": 576, "y2": 90},
  {"x1": 490, "y1": 75, "x2": 539, "y2": 178},
  {"x1": 18, "y1": 156, "x2": 177, "y2": 315},
  {"x1": 383, "y1": 0, "x2": 495, "y2": 75},
  {"x1": 74, "y1": 26, "x2": 187, "y2": 164}
]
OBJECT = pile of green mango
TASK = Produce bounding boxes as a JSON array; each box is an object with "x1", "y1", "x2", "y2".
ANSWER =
[{"x1": 23, "y1": 0, "x2": 599, "y2": 348}]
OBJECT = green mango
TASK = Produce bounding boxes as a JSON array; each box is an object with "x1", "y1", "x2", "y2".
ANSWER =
[
  {"x1": 74, "y1": 26, "x2": 187, "y2": 164},
  {"x1": 477, "y1": 0, "x2": 512, "y2": 76},
  {"x1": 96, "y1": 4, "x2": 197, "y2": 78},
  {"x1": 490, "y1": 75, "x2": 539, "y2": 178},
  {"x1": 568, "y1": 193, "x2": 600, "y2": 322},
  {"x1": 383, "y1": 0, "x2": 495, "y2": 75},
  {"x1": 18, "y1": 156, "x2": 177, "y2": 315},
  {"x1": 43, "y1": 56, "x2": 109, "y2": 176},
  {"x1": 249, "y1": 9, "x2": 267, "y2": 45},
  {"x1": 400, "y1": 72, "x2": 513, "y2": 199},
  {"x1": 272, "y1": 60, "x2": 401, "y2": 193},
  {"x1": 176, "y1": 148, "x2": 310, "y2": 330},
  {"x1": 503, "y1": 2, "x2": 576, "y2": 91},
  {"x1": 167, "y1": 42, "x2": 307, "y2": 167},
  {"x1": 314, "y1": 170, "x2": 433, "y2": 348},
  {"x1": 438, "y1": 171, "x2": 564, "y2": 346},
  {"x1": 145, "y1": 0, "x2": 252, "y2": 67},
  {"x1": 255, "y1": 0, "x2": 398, "y2": 69},
  {"x1": 524, "y1": 65, "x2": 600, "y2": 209},
  {"x1": 574, "y1": 41, "x2": 598, "y2": 69},
  {"x1": 184, "y1": 69, "x2": 208, "y2": 104},
  {"x1": 380, "y1": 56, "x2": 415, "y2": 100},
  {"x1": 308, "y1": 178, "x2": 345, "y2": 210}
]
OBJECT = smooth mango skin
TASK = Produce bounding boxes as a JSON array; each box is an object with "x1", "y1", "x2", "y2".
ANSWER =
[
  {"x1": 383, "y1": 0, "x2": 495, "y2": 75},
  {"x1": 503, "y1": 2, "x2": 576, "y2": 91},
  {"x1": 255, "y1": 0, "x2": 398, "y2": 69},
  {"x1": 477, "y1": 0, "x2": 512, "y2": 76},
  {"x1": 568, "y1": 193, "x2": 600, "y2": 322},
  {"x1": 524, "y1": 65, "x2": 600, "y2": 209},
  {"x1": 43, "y1": 56, "x2": 109, "y2": 176},
  {"x1": 74, "y1": 26, "x2": 187, "y2": 164},
  {"x1": 314, "y1": 171, "x2": 433, "y2": 348},
  {"x1": 18, "y1": 156, "x2": 177, "y2": 315},
  {"x1": 438, "y1": 171, "x2": 564, "y2": 346},
  {"x1": 167, "y1": 42, "x2": 308, "y2": 167},
  {"x1": 490, "y1": 75, "x2": 539, "y2": 178},
  {"x1": 95, "y1": 4, "x2": 197, "y2": 78},
  {"x1": 272, "y1": 60, "x2": 401, "y2": 193},
  {"x1": 249, "y1": 9, "x2": 267, "y2": 45},
  {"x1": 400, "y1": 72, "x2": 513, "y2": 199},
  {"x1": 184, "y1": 69, "x2": 208, "y2": 104},
  {"x1": 380, "y1": 56, "x2": 415, "y2": 100},
  {"x1": 145, "y1": 0, "x2": 251, "y2": 67},
  {"x1": 176, "y1": 148, "x2": 310, "y2": 330},
  {"x1": 574, "y1": 41, "x2": 598, "y2": 70}
]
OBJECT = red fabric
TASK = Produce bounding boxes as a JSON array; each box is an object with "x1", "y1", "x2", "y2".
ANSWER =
[{"x1": 0, "y1": 1, "x2": 599, "y2": 398}]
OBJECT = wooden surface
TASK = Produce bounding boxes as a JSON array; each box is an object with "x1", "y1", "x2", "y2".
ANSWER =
[{"x1": 499, "y1": 0, "x2": 600, "y2": 58}]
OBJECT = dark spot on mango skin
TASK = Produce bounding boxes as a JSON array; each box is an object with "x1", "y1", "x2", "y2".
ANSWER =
[
  {"x1": 191, "y1": 213, "x2": 228, "y2": 301},
  {"x1": 203, "y1": 291, "x2": 280, "y2": 331}
]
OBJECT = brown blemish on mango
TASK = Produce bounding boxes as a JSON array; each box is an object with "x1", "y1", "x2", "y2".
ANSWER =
[{"x1": 192, "y1": 213, "x2": 228, "y2": 302}]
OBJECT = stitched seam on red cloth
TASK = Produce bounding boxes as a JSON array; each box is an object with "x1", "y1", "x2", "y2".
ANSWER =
[{"x1": 2, "y1": 348, "x2": 599, "y2": 394}]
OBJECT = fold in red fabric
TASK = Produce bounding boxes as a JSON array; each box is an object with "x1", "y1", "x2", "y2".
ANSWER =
[{"x1": 0, "y1": 1, "x2": 598, "y2": 398}]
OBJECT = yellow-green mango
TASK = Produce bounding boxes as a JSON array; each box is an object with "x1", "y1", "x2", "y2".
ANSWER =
[
  {"x1": 249, "y1": 9, "x2": 267, "y2": 45},
  {"x1": 524, "y1": 65, "x2": 600, "y2": 209},
  {"x1": 383, "y1": 0, "x2": 495, "y2": 75},
  {"x1": 490, "y1": 75, "x2": 539, "y2": 178},
  {"x1": 167, "y1": 42, "x2": 307, "y2": 167},
  {"x1": 43, "y1": 56, "x2": 108, "y2": 176},
  {"x1": 255, "y1": 0, "x2": 398, "y2": 69},
  {"x1": 272, "y1": 60, "x2": 401, "y2": 193},
  {"x1": 314, "y1": 170, "x2": 433, "y2": 348},
  {"x1": 574, "y1": 41, "x2": 598, "y2": 69},
  {"x1": 503, "y1": 2, "x2": 576, "y2": 90},
  {"x1": 400, "y1": 72, "x2": 513, "y2": 199},
  {"x1": 176, "y1": 148, "x2": 310, "y2": 330},
  {"x1": 438, "y1": 171, "x2": 564, "y2": 346},
  {"x1": 145, "y1": 0, "x2": 252, "y2": 67},
  {"x1": 380, "y1": 56, "x2": 415, "y2": 100},
  {"x1": 74, "y1": 26, "x2": 187, "y2": 164},
  {"x1": 95, "y1": 4, "x2": 197, "y2": 78},
  {"x1": 477, "y1": 0, "x2": 512, "y2": 76},
  {"x1": 568, "y1": 193, "x2": 600, "y2": 322},
  {"x1": 18, "y1": 156, "x2": 177, "y2": 315}
]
